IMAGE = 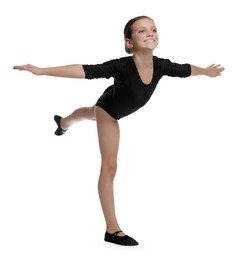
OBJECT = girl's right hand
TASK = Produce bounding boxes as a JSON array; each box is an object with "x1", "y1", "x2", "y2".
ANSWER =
[{"x1": 13, "y1": 64, "x2": 42, "y2": 75}]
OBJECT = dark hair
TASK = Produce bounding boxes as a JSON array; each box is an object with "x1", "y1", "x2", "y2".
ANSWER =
[{"x1": 124, "y1": 15, "x2": 153, "y2": 54}]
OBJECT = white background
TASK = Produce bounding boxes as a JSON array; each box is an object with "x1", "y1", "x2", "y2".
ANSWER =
[{"x1": 1, "y1": 0, "x2": 242, "y2": 259}]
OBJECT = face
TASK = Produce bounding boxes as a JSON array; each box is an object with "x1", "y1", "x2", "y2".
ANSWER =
[{"x1": 126, "y1": 18, "x2": 159, "y2": 53}]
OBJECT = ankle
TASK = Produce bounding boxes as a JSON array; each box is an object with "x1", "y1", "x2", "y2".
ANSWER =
[
  {"x1": 60, "y1": 118, "x2": 68, "y2": 130},
  {"x1": 106, "y1": 226, "x2": 125, "y2": 236},
  {"x1": 107, "y1": 230, "x2": 126, "y2": 236}
]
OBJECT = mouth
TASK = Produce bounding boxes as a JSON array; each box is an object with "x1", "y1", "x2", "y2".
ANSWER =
[{"x1": 144, "y1": 39, "x2": 156, "y2": 43}]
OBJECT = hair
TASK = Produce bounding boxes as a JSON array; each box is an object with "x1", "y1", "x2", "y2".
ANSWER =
[{"x1": 123, "y1": 15, "x2": 154, "y2": 54}]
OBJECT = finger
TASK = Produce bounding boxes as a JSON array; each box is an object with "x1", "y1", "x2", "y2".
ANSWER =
[
  {"x1": 216, "y1": 67, "x2": 225, "y2": 76},
  {"x1": 13, "y1": 65, "x2": 26, "y2": 70},
  {"x1": 216, "y1": 67, "x2": 225, "y2": 74}
]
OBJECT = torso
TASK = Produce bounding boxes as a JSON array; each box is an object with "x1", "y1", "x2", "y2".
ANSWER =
[
  {"x1": 132, "y1": 56, "x2": 154, "y2": 85},
  {"x1": 136, "y1": 67, "x2": 153, "y2": 85},
  {"x1": 96, "y1": 56, "x2": 159, "y2": 119},
  {"x1": 83, "y1": 56, "x2": 191, "y2": 120}
]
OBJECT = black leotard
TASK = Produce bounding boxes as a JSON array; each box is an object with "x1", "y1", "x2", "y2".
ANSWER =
[{"x1": 83, "y1": 56, "x2": 191, "y2": 120}]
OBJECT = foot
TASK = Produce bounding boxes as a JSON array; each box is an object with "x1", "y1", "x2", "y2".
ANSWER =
[
  {"x1": 54, "y1": 115, "x2": 68, "y2": 136},
  {"x1": 104, "y1": 231, "x2": 139, "y2": 246}
]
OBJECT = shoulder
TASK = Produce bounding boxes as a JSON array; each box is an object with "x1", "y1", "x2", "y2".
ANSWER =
[
  {"x1": 153, "y1": 56, "x2": 172, "y2": 75},
  {"x1": 105, "y1": 56, "x2": 132, "y2": 66},
  {"x1": 104, "y1": 56, "x2": 132, "y2": 75},
  {"x1": 153, "y1": 56, "x2": 172, "y2": 65},
  {"x1": 83, "y1": 56, "x2": 132, "y2": 79},
  {"x1": 153, "y1": 56, "x2": 191, "y2": 77}
]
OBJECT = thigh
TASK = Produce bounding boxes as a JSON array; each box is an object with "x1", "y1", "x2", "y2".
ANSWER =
[{"x1": 95, "y1": 106, "x2": 120, "y2": 163}]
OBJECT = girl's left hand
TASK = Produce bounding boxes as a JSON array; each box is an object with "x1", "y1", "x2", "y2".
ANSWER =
[{"x1": 206, "y1": 64, "x2": 225, "y2": 77}]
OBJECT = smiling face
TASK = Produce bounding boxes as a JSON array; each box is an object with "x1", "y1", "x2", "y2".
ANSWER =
[{"x1": 125, "y1": 17, "x2": 159, "y2": 54}]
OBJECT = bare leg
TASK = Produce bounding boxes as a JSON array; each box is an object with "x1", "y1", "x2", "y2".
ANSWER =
[
  {"x1": 61, "y1": 105, "x2": 96, "y2": 130},
  {"x1": 95, "y1": 106, "x2": 124, "y2": 235},
  {"x1": 95, "y1": 107, "x2": 139, "y2": 245}
]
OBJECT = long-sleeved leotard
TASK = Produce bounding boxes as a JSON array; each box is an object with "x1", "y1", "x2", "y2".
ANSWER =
[{"x1": 83, "y1": 56, "x2": 191, "y2": 120}]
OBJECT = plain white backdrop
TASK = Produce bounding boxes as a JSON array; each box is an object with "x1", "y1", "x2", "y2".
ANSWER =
[{"x1": 1, "y1": 0, "x2": 242, "y2": 259}]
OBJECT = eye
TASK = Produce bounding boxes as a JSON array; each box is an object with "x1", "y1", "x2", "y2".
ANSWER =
[
  {"x1": 153, "y1": 29, "x2": 157, "y2": 33},
  {"x1": 138, "y1": 29, "x2": 145, "y2": 33}
]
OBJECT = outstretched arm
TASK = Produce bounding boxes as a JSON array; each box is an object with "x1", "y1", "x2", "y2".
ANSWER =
[
  {"x1": 13, "y1": 64, "x2": 85, "y2": 78},
  {"x1": 190, "y1": 64, "x2": 225, "y2": 77}
]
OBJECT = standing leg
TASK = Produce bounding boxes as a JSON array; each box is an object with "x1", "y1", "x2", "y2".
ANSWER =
[
  {"x1": 95, "y1": 106, "x2": 120, "y2": 233},
  {"x1": 95, "y1": 106, "x2": 138, "y2": 246}
]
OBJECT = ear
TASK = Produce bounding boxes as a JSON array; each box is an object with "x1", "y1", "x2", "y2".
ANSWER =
[{"x1": 124, "y1": 38, "x2": 133, "y2": 49}]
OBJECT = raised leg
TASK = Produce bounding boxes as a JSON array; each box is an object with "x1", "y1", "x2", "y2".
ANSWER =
[{"x1": 61, "y1": 105, "x2": 96, "y2": 130}]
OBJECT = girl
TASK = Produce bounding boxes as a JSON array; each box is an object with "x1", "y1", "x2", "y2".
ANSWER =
[{"x1": 13, "y1": 15, "x2": 225, "y2": 246}]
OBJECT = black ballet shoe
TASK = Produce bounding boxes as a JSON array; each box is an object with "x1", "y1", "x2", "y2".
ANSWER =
[
  {"x1": 104, "y1": 231, "x2": 139, "y2": 246},
  {"x1": 54, "y1": 115, "x2": 67, "y2": 136}
]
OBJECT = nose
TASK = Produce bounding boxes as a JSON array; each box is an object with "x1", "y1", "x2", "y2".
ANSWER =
[{"x1": 147, "y1": 31, "x2": 154, "y2": 37}]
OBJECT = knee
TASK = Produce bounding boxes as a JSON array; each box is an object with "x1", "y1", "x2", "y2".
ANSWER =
[
  {"x1": 101, "y1": 161, "x2": 118, "y2": 178},
  {"x1": 87, "y1": 106, "x2": 96, "y2": 120}
]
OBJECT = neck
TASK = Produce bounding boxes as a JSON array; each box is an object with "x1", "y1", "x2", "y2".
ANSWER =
[{"x1": 132, "y1": 52, "x2": 153, "y2": 68}]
